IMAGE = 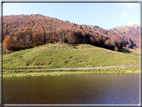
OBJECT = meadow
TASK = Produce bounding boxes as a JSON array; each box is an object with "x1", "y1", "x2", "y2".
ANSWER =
[{"x1": 3, "y1": 43, "x2": 139, "y2": 69}]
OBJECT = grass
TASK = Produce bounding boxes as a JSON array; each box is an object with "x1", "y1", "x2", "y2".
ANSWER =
[
  {"x1": 3, "y1": 65, "x2": 140, "y2": 78},
  {"x1": 3, "y1": 43, "x2": 139, "y2": 69}
]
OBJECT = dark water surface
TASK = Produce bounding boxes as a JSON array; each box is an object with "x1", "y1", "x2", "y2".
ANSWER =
[{"x1": 3, "y1": 73, "x2": 139, "y2": 104}]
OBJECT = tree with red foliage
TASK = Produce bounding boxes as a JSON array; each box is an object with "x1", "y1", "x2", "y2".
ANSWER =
[{"x1": 3, "y1": 35, "x2": 12, "y2": 53}]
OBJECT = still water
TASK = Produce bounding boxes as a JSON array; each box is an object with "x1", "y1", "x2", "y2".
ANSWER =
[{"x1": 3, "y1": 73, "x2": 139, "y2": 104}]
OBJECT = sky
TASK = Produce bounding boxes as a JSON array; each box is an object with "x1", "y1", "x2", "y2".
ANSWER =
[{"x1": 3, "y1": 2, "x2": 140, "y2": 29}]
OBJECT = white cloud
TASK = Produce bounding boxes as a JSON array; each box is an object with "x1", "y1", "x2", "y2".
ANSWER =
[
  {"x1": 120, "y1": 12, "x2": 126, "y2": 18},
  {"x1": 127, "y1": 21, "x2": 135, "y2": 26},
  {"x1": 127, "y1": 21, "x2": 140, "y2": 26}
]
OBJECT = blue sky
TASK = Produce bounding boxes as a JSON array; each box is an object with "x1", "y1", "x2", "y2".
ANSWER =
[{"x1": 3, "y1": 2, "x2": 140, "y2": 29}]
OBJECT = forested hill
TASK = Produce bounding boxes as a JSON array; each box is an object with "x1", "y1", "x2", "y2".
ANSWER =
[
  {"x1": 2, "y1": 14, "x2": 139, "y2": 51},
  {"x1": 109, "y1": 24, "x2": 139, "y2": 48}
]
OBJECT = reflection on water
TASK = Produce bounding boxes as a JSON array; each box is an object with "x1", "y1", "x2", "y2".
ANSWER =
[{"x1": 3, "y1": 73, "x2": 139, "y2": 104}]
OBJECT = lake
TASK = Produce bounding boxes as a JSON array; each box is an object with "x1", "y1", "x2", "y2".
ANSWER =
[{"x1": 3, "y1": 73, "x2": 139, "y2": 104}]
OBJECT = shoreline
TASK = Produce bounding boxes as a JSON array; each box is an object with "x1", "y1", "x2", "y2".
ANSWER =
[
  {"x1": 3, "y1": 65, "x2": 140, "y2": 78},
  {"x1": 3, "y1": 64, "x2": 140, "y2": 71},
  {"x1": 3, "y1": 70, "x2": 139, "y2": 78}
]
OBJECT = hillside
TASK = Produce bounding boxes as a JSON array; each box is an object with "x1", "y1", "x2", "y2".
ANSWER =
[
  {"x1": 110, "y1": 24, "x2": 140, "y2": 33},
  {"x1": 86, "y1": 24, "x2": 140, "y2": 49},
  {"x1": 2, "y1": 14, "x2": 139, "y2": 53},
  {"x1": 109, "y1": 24, "x2": 140, "y2": 48},
  {"x1": 3, "y1": 43, "x2": 139, "y2": 69}
]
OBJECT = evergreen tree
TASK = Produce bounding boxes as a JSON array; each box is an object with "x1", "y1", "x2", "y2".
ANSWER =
[
  {"x1": 50, "y1": 38, "x2": 53, "y2": 43},
  {"x1": 115, "y1": 41, "x2": 118, "y2": 47},
  {"x1": 63, "y1": 37, "x2": 68, "y2": 43}
]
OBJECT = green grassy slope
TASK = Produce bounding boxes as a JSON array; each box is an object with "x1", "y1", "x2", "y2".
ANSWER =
[{"x1": 3, "y1": 43, "x2": 139, "y2": 69}]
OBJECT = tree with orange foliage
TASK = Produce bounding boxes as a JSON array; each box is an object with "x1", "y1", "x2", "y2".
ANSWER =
[{"x1": 3, "y1": 35, "x2": 12, "y2": 54}]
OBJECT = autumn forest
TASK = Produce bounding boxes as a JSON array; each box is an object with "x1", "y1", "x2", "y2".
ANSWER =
[{"x1": 2, "y1": 14, "x2": 140, "y2": 52}]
